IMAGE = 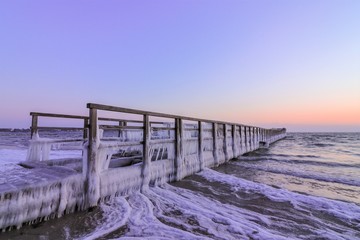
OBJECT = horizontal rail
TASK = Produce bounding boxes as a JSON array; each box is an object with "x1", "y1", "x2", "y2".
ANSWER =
[
  {"x1": 150, "y1": 139, "x2": 175, "y2": 144},
  {"x1": 31, "y1": 112, "x2": 168, "y2": 125},
  {"x1": 35, "y1": 127, "x2": 87, "y2": 131},
  {"x1": 151, "y1": 127, "x2": 175, "y2": 131},
  {"x1": 87, "y1": 103, "x2": 259, "y2": 128},
  {"x1": 99, "y1": 125, "x2": 144, "y2": 130},
  {"x1": 30, "y1": 112, "x2": 88, "y2": 120},
  {"x1": 29, "y1": 138, "x2": 85, "y2": 143},
  {"x1": 99, "y1": 141, "x2": 143, "y2": 149}
]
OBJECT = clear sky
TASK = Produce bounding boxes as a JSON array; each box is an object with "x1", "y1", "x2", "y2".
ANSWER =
[{"x1": 0, "y1": 0, "x2": 359, "y2": 132}]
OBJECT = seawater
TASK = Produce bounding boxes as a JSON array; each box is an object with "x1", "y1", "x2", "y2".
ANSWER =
[{"x1": 0, "y1": 131, "x2": 359, "y2": 239}]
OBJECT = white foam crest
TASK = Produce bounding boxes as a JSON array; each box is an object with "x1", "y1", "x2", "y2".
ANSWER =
[
  {"x1": 147, "y1": 185, "x2": 284, "y2": 240},
  {"x1": 81, "y1": 192, "x2": 203, "y2": 240},
  {"x1": 232, "y1": 161, "x2": 360, "y2": 187},
  {"x1": 199, "y1": 169, "x2": 360, "y2": 231},
  {"x1": 78, "y1": 197, "x2": 131, "y2": 240}
]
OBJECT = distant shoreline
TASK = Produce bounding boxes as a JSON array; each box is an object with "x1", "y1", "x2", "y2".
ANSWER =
[{"x1": 0, "y1": 128, "x2": 30, "y2": 132}]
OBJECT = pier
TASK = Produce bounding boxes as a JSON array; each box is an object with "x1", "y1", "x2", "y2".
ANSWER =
[{"x1": 0, "y1": 103, "x2": 286, "y2": 230}]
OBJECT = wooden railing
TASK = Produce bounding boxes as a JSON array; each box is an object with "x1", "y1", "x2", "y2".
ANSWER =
[{"x1": 28, "y1": 103, "x2": 286, "y2": 207}]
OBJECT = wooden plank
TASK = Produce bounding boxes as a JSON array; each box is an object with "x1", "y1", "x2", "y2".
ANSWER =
[
  {"x1": 141, "y1": 114, "x2": 150, "y2": 191},
  {"x1": 244, "y1": 126, "x2": 247, "y2": 152},
  {"x1": 99, "y1": 141, "x2": 143, "y2": 148},
  {"x1": 86, "y1": 107, "x2": 100, "y2": 207},
  {"x1": 213, "y1": 123, "x2": 219, "y2": 166},
  {"x1": 151, "y1": 127, "x2": 175, "y2": 131},
  {"x1": 175, "y1": 118, "x2": 183, "y2": 180},
  {"x1": 83, "y1": 119, "x2": 89, "y2": 139},
  {"x1": 198, "y1": 121, "x2": 204, "y2": 170},
  {"x1": 98, "y1": 117, "x2": 142, "y2": 123},
  {"x1": 150, "y1": 139, "x2": 175, "y2": 144},
  {"x1": 31, "y1": 115, "x2": 38, "y2": 138},
  {"x1": 232, "y1": 125, "x2": 236, "y2": 158},
  {"x1": 29, "y1": 138, "x2": 84, "y2": 143},
  {"x1": 37, "y1": 127, "x2": 86, "y2": 131},
  {"x1": 224, "y1": 124, "x2": 229, "y2": 161},
  {"x1": 30, "y1": 112, "x2": 88, "y2": 120},
  {"x1": 99, "y1": 125, "x2": 144, "y2": 130},
  {"x1": 87, "y1": 103, "x2": 259, "y2": 127}
]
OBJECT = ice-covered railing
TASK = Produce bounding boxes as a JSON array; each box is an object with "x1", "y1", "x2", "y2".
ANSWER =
[
  {"x1": 0, "y1": 103, "x2": 286, "y2": 231},
  {"x1": 24, "y1": 104, "x2": 286, "y2": 209},
  {"x1": 26, "y1": 112, "x2": 89, "y2": 162},
  {"x1": 84, "y1": 103, "x2": 286, "y2": 206}
]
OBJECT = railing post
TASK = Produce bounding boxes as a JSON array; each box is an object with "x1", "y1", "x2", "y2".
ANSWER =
[
  {"x1": 239, "y1": 126, "x2": 242, "y2": 154},
  {"x1": 83, "y1": 118, "x2": 88, "y2": 139},
  {"x1": 175, "y1": 118, "x2": 183, "y2": 180},
  {"x1": 198, "y1": 121, "x2": 204, "y2": 170},
  {"x1": 213, "y1": 123, "x2": 219, "y2": 167},
  {"x1": 118, "y1": 121, "x2": 127, "y2": 140},
  {"x1": 250, "y1": 127, "x2": 253, "y2": 151},
  {"x1": 86, "y1": 107, "x2": 100, "y2": 207},
  {"x1": 224, "y1": 124, "x2": 229, "y2": 161},
  {"x1": 141, "y1": 114, "x2": 150, "y2": 191},
  {"x1": 249, "y1": 127, "x2": 252, "y2": 151},
  {"x1": 244, "y1": 126, "x2": 247, "y2": 152},
  {"x1": 253, "y1": 127, "x2": 256, "y2": 150},
  {"x1": 232, "y1": 125, "x2": 236, "y2": 158},
  {"x1": 30, "y1": 114, "x2": 38, "y2": 138}
]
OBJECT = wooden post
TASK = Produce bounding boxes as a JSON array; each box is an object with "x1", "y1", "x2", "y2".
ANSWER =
[
  {"x1": 224, "y1": 124, "x2": 229, "y2": 161},
  {"x1": 198, "y1": 121, "x2": 204, "y2": 170},
  {"x1": 253, "y1": 127, "x2": 256, "y2": 150},
  {"x1": 232, "y1": 125, "x2": 236, "y2": 158},
  {"x1": 141, "y1": 114, "x2": 150, "y2": 191},
  {"x1": 249, "y1": 127, "x2": 252, "y2": 151},
  {"x1": 118, "y1": 121, "x2": 126, "y2": 139},
  {"x1": 83, "y1": 118, "x2": 88, "y2": 139},
  {"x1": 86, "y1": 107, "x2": 100, "y2": 207},
  {"x1": 213, "y1": 123, "x2": 219, "y2": 166},
  {"x1": 244, "y1": 126, "x2": 247, "y2": 153},
  {"x1": 175, "y1": 118, "x2": 183, "y2": 180},
  {"x1": 30, "y1": 114, "x2": 38, "y2": 138},
  {"x1": 239, "y1": 126, "x2": 242, "y2": 154}
]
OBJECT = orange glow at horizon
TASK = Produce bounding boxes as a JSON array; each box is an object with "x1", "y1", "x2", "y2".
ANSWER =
[{"x1": 217, "y1": 105, "x2": 360, "y2": 126}]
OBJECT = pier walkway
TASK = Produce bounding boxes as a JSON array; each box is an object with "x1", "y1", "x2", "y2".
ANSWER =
[{"x1": 0, "y1": 103, "x2": 286, "y2": 230}]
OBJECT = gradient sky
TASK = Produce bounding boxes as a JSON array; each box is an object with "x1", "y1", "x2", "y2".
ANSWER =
[{"x1": 0, "y1": 0, "x2": 359, "y2": 131}]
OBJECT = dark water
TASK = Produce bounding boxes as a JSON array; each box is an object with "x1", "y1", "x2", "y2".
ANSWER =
[{"x1": 0, "y1": 132, "x2": 359, "y2": 239}]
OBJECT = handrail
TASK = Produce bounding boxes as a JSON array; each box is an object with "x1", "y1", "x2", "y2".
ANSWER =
[
  {"x1": 87, "y1": 103, "x2": 261, "y2": 129},
  {"x1": 30, "y1": 112, "x2": 167, "y2": 125}
]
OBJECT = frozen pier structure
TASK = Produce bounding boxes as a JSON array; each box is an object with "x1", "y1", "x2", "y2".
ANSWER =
[{"x1": 0, "y1": 103, "x2": 286, "y2": 230}]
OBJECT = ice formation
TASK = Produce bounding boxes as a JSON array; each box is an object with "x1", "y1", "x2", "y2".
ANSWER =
[{"x1": 1, "y1": 120, "x2": 286, "y2": 231}]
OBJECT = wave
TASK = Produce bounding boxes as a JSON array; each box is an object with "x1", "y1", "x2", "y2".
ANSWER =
[
  {"x1": 231, "y1": 161, "x2": 360, "y2": 187},
  {"x1": 239, "y1": 156, "x2": 360, "y2": 169},
  {"x1": 79, "y1": 169, "x2": 360, "y2": 240}
]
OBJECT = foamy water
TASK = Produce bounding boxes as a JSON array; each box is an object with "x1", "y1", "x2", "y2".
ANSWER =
[{"x1": 1, "y1": 131, "x2": 359, "y2": 239}]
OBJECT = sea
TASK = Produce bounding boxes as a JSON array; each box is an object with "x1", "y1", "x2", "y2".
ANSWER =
[{"x1": 0, "y1": 130, "x2": 359, "y2": 240}]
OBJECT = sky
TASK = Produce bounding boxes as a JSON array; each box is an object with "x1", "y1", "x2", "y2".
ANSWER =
[{"x1": 0, "y1": 0, "x2": 359, "y2": 132}]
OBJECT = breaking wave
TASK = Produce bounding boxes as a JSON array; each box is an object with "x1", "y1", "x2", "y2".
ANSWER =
[{"x1": 80, "y1": 169, "x2": 360, "y2": 240}]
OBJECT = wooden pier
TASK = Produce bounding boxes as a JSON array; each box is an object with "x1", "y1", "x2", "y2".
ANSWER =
[{"x1": 0, "y1": 103, "x2": 286, "y2": 230}]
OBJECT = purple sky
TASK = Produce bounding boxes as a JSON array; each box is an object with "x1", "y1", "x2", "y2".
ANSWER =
[{"x1": 0, "y1": 1, "x2": 359, "y2": 131}]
